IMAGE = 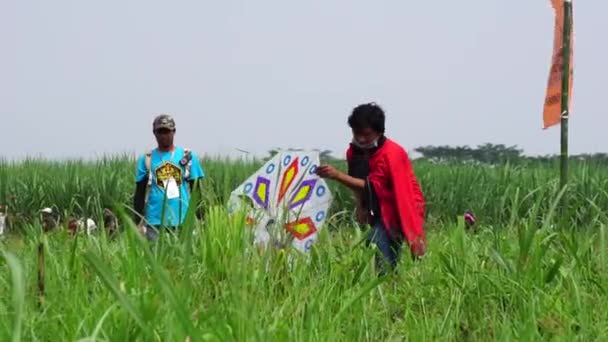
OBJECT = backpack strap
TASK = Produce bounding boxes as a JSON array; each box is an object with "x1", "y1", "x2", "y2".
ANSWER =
[
  {"x1": 143, "y1": 150, "x2": 153, "y2": 208},
  {"x1": 181, "y1": 148, "x2": 193, "y2": 180},
  {"x1": 144, "y1": 150, "x2": 153, "y2": 187}
]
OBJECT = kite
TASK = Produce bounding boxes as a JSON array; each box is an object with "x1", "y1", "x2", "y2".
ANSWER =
[{"x1": 228, "y1": 150, "x2": 333, "y2": 253}]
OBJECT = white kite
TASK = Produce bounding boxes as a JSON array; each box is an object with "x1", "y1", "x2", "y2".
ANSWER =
[{"x1": 228, "y1": 150, "x2": 333, "y2": 253}]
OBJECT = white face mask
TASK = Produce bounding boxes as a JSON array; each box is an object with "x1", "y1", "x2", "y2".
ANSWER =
[{"x1": 351, "y1": 136, "x2": 380, "y2": 150}]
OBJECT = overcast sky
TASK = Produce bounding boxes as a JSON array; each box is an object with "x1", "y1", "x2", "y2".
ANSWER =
[{"x1": 1, "y1": 0, "x2": 605, "y2": 160}]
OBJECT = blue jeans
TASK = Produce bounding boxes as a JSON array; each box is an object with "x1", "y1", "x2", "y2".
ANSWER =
[{"x1": 366, "y1": 219, "x2": 403, "y2": 276}]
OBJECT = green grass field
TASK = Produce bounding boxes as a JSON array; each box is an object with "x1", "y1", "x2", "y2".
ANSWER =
[{"x1": 1, "y1": 157, "x2": 608, "y2": 340}]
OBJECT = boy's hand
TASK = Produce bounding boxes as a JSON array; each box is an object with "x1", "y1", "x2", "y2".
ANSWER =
[{"x1": 316, "y1": 165, "x2": 341, "y2": 180}]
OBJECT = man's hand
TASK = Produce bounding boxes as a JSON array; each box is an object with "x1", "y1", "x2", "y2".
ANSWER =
[
  {"x1": 137, "y1": 222, "x2": 147, "y2": 235},
  {"x1": 316, "y1": 165, "x2": 341, "y2": 180}
]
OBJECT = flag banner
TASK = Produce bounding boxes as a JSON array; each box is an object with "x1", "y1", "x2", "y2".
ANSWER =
[{"x1": 543, "y1": 0, "x2": 574, "y2": 129}]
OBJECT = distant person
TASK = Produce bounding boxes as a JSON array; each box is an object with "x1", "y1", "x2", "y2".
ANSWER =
[
  {"x1": 67, "y1": 217, "x2": 97, "y2": 236},
  {"x1": 133, "y1": 114, "x2": 205, "y2": 240},
  {"x1": 103, "y1": 208, "x2": 119, "y2": 239},
  {"x1": 40, "y1": 207, "x2": 60, "y2": 232},
  {"x1": 0, "y1": 204, "x2": 7, "y2": 236},
  {"x1": 316, "y1": 103, "x2": 426, "y2": 275},
  {"x1": 463, "y1": 210, "x2": 477, "y2": 231}
]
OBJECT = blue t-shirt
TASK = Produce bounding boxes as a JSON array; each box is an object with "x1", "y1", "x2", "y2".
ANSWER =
[{"x1": 135, "y1": 147, "x2": 205, "y2": 226}]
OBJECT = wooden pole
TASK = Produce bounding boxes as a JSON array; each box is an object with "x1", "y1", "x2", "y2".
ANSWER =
[{"x1": 560, "y1": 0, "x2": 573, "y2": 191}]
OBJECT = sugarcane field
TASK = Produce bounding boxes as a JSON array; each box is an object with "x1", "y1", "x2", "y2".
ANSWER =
[{"x1": 3, "y1": 0, "x2": 607, "y2": 341}]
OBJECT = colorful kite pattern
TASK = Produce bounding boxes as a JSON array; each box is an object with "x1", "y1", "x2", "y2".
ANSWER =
[{"x1": 228, "y1": 150, "x2": 333, "y2": 253}]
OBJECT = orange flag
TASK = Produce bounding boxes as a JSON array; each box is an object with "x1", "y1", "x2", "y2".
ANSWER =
[{"x1": 543, "y1": 0, "x2": 574, "y2": 129}]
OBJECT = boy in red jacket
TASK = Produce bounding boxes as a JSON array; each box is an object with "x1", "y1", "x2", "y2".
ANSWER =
[{"x1": 317, "y1": 103, "x2": 426, "y2": 275}]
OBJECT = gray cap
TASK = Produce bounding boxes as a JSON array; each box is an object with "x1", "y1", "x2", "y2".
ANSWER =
[{"x1": 153, "y1": 114, "x2": 176, "y2": 130}]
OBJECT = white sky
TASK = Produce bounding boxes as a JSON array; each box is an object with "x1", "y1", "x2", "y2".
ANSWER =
[{"x1": 1, "y1": 0, "x2": 605, "y2": 160}]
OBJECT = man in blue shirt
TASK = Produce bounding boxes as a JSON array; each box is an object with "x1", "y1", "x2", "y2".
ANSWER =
[{"x1": 133, "y1": 114, "x2": 205, "y2": 240}]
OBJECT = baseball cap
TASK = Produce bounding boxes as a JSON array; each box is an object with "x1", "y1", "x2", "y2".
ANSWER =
[{"x1": 153, "y1": 114, "x2": 176, "y2": 131}]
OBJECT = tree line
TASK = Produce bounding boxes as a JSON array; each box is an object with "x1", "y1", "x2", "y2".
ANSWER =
[
  {"x1": 267, "y1": 144, "x2": 608, "y2": 166},
  {"x1": 413, "y1": 144, "x2": 608, "y2": 165}
]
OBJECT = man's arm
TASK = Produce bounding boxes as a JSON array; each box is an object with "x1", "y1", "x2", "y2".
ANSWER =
[
  {"x1": 133, "y1": 178, "x2": 147, "y2": 223},
  {"x1": 187, "y1": 179, "x2": 206, "y2": 220},
  {"x1": 186, "y1": 154, "x2": 205, "y2": 220},
  {"x1": 188, "y1": 178, "x2": 203, "y2": 194},
  {"x1": 186, "y1": 153, "x2": 205, "y2": 192},
  {"x1": 133, "y1": 155, "x2": 149, "y2": 224}
]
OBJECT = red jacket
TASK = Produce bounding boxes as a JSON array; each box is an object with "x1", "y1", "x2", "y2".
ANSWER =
[{"x1": 347, "y1": 138, "x2": 426, "y2": 257}]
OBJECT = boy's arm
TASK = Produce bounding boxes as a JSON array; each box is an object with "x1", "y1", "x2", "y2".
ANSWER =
[
  {"x1": 402, "y1": 149, "x2": 425, "y2": 217},
  {"x1": 317, "y1": 165, "x2": 365, "y2": 190},
  {"x1": 411, "y1": 175, "x2": 425, "y2": 217},
  {"x1": 335, "y1": 172, "x2": 365, "y2": 191}
]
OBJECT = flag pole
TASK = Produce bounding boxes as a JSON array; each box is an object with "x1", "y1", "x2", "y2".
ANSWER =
[{"x1": 560, "y1": 0, "x2": 572, "y2": 191}]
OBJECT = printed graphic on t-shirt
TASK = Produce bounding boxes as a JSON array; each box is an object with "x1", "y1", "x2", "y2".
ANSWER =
[{"x1": 154, "y1": 161, "x2": 183, "y2": 188}]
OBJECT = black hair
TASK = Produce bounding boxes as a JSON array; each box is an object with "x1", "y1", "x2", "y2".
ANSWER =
[{"x1": 347, "y1": 102, "x2": 386, "y2": 133}]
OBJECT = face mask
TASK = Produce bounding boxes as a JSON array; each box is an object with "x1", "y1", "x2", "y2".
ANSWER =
[{"x1": 351, "y1": 136, "x2": 380, "y2": 150}]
